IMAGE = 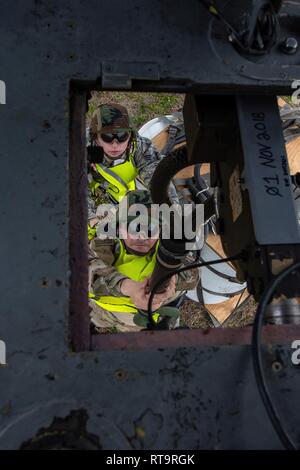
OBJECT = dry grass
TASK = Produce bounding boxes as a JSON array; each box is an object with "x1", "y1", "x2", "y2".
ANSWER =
[{"x1": 87, "y1": 91, "x2": 184, "y2": 129}]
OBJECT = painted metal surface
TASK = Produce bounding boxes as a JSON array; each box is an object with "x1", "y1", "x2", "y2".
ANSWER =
[{"x1": 0, "y1": 0, "x2": 299, "y2": 450}]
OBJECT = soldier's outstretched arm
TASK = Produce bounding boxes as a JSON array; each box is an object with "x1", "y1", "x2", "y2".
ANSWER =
[{"x1": 87, "y1": 189, "x2": 97, "y2": 221}]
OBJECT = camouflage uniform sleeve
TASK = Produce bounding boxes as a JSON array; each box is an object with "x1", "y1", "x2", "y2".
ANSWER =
[
  {"x1": 87, "y1": 172, "x2": 111, "y2": 221},
  {"x1": 175, "y1": 255, "x2": 199, "y2": 291},
  {"x1": 87, "y1": 187, "x2": 97, "y2": 221},
  {"x1": 89, "y1": 238, "x2": 128, "y2": 297},
  {"x1": 87, "y1": 172, "x2": 98, "y2": 221},
  {"x1": 134, "y1": 135, "x2": 178, "y2": 203}
]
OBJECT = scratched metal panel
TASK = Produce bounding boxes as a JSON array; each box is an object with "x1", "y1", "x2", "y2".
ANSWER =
[
  {"x1": 0, "y1": 344, "x2": 299, "y2": 450},
  {"x1": 0, "y1": 0, "x2": 299, "y2": 450}
]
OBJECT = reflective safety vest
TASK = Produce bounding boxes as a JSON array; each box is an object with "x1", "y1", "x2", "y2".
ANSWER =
[
  {"x1": 88, "y1": 144, "x2": 138, "y2": 240},
  {"x1": 94, "y1": 142, "x2": 138, "y2": 203},
  {"x1": 91, "y1": 240, "x2": 160, "y2": 317},
  {"x1": 88, "y1": 224, "x2": 97, "y2": 241},
  {"x1": 88, "y1": 178, "x2": 103, "y2": 241}
]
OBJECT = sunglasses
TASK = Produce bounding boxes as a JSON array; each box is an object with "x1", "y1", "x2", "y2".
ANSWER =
[
  {"x1": 127, "y1": 221, "x2": 160, "y2": 238},
  {"x1": 100, "y1": 131, "x2": 130, "y2": 143}
]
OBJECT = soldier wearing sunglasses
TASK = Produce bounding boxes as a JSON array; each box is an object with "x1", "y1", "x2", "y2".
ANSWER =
[
  {"x1": 87, "y1": 103, "x2": 178, "y2": 237},
  {"x1": 89, "y1": 190, "x2": 198, "y2": 332}
]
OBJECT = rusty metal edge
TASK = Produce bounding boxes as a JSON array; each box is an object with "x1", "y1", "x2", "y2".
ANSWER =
[
  {"x1": 91, "y1": 324, "x2": 300, "y2": 351},
  {"x1": 69, "y1": 84, "x2": 90, "y2": 351}
]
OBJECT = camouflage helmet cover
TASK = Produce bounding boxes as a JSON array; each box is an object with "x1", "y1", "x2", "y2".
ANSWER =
[
  {"x1": 125, "y1": 190, "x2": 153, "y2": 207},
  {"x1": 119, "y1": 190, "x2": 160, "y2": 228},
  {"x1": 95, "y1": 190, "x2": 160, "y2": 240},
  {"x1": 91, "y1": 103, "x2": 131, "y2": 137}
]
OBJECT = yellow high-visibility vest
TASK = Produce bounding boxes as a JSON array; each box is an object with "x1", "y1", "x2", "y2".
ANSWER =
[
  {"x1": 88, "y1": 143, "x2": 138, "y2": 240},
  {"x1": 88, "y1": 224, "x2": 97, "y2": 241},
  {"x1": 94, "y1": 143, "x2": 138, "y2": 203},
  {"x1": 91, "y1": 240, "x2": 159, "y2": 315}
]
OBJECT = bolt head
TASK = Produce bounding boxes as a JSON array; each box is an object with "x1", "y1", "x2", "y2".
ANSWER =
[{"x1": 280, "y1": 37, "x2": 298, "y2": 55}]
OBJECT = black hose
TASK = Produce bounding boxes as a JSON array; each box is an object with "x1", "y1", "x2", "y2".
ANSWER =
[
  {"x1": 147, "y1": 254, "x2": 300, "y2": 450},
  {"x1": 194, "y1": 164, "x2": 209, "y2": 197},
  {"x1": 147, "y1": 253, "x2": 244, "y2": 327},
  {"x1": 252, "y1": 261, "x2": 300, "y2": 450},
  {"x1": 150, "y1": 148, "x2": 189, "y2": 205}
]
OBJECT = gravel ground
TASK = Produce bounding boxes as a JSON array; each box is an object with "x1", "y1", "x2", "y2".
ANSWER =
[
  {"x1": 179, "y1": 299, "x2": 212, "y2": 329},
  {"x1": 180, "y1": 296, "x2": 257, "y2": 329}
]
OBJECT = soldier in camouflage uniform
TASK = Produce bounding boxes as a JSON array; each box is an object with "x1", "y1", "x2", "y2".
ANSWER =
[
  {"x1": 89, "y1": 190, "x2": 199, "y2": 332},
  {"x1": 87, "y1": 103, "x2": 178, "y2": 237}
]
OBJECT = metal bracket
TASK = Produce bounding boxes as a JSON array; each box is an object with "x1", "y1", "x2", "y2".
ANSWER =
[{"x1": 101, "y1": 61, "x2": 160, "y2": 89}]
